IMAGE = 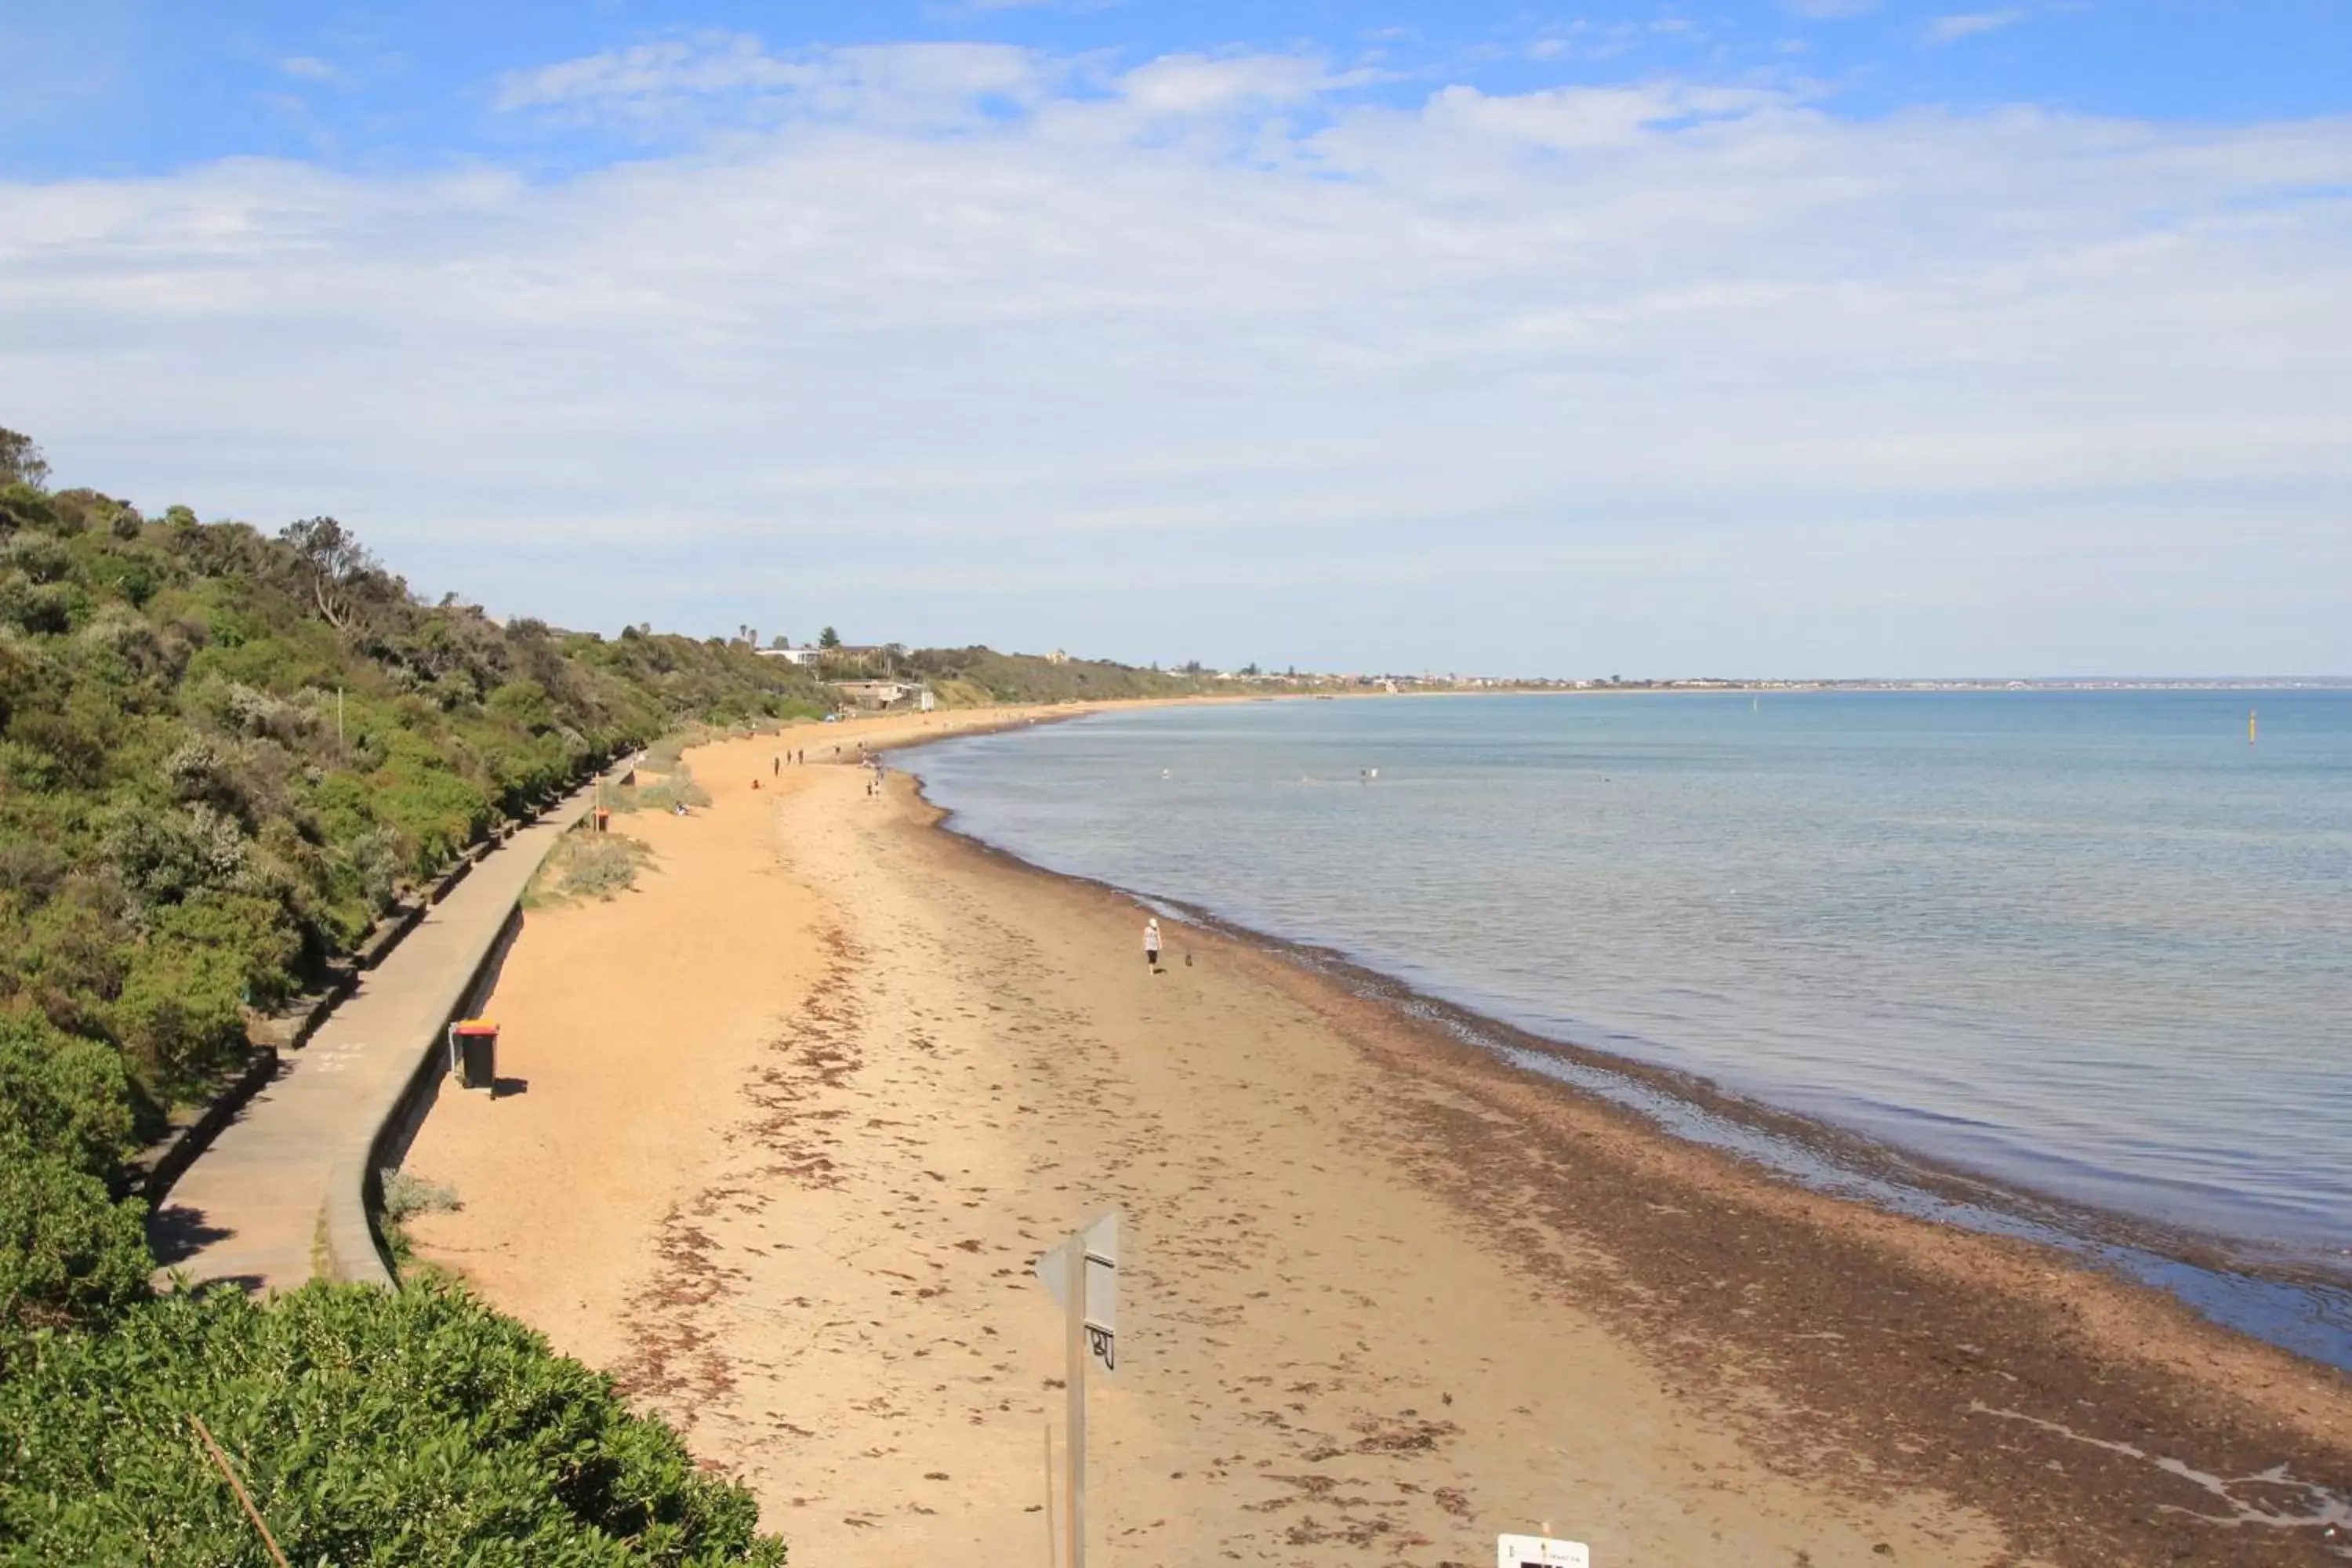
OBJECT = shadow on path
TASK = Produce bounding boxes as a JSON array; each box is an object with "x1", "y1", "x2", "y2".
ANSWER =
[{"x1": 147, "y1": 1203, "x2": 234, "y2": 1266}]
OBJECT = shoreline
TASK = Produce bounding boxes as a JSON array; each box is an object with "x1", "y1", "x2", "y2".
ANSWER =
[
  {"x1": 402, "y1": 711, "x2": 2352, "y2": 1564},
  {"x1": 934, "y1": 802, "x2": 2352, "y2": 1369},
  {"x1": 898, "y1": 709, "x2": 2352, "y2": 1371},
  {"x1": 889, "y1": 764, "x2": 2352, "y2": 1557}
]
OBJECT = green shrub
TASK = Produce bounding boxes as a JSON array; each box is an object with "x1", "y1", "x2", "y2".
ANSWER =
[
  {"x1": 564, "y1": 837, "x2": 649, "y2": 899},
  {"x1": 0, "y1": 1013, "x2": 151, "y2": 1332},
  {"x1": 0, "y1": 1152, "x2": 152, "y2": 1334},
  {"x1": 108, "y1": 944, "x2": 249, "y2": 1084},
  {"x1": 637, "y1": 764, "x2": 710, "y2": 814},
  {"x1": 1, "y1": 534, "x2": 74, "y2": 585},
  {"x1": 9, "y1": 890, "x2": 133, "y2": 1025},
  {"x1": 528, "y1": 833, "x2": 653, "y2": 907},
  {"x1": 151, "y1": 895, "x2": 300, "y2": 1005},
  {"x1": 0, "y1": 1011, "x2": 136, "y2": 1174},
  {"x1": 488, "y1": 679, "x2": 557, "y2": 734},
  {"x1": 340, "y1": 823, "x2": 406, "y2": 913},
  {"x1": 379, "y1": 1168, "x2": 461, "y2": 1222},
  {"x1": 104, "y1": 804, "x2": 254, "y2": 910},
  {"x1": 0, "y1": 1278, "x2": 786, "y2": 1566}
]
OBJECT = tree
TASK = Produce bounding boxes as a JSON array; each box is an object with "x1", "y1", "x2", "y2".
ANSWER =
[
  {"x1": 1241, "y1": 662, "x2": 1261, "y2": 677},
  {"x1": 818, "y1": 626, "x2": 842, "y2": 649},
  {"x1": 770, "y1": 634, "x2": 789, "y2": 649},
  {"x1": 0, "y1": 427, "x2": 50, "y2": 489},
  {"x1": 280, "y1": 516, "x2": 383, "y2": 632}
]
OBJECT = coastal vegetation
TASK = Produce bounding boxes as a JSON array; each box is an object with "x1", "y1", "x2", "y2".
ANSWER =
[
  {"x1": 0, "y1": 454, "x2": 834, "y2": 1140},
  {"x1": 525, "y1": 830, "x2": 658, "y2": 906},
  {"x1": 822, "y1": 642, "x2": 1221, "y2": 706},
  {"x1": 0, "y1": 431, "x2": 825, "y2": 1560},
  {"x1": 0, "y1": 1278, "x2": 783, "y2": 1565},
  {"x1": 635, "y1": 761, "x2": 713, "y2": 814},
  {"x1": 0, "y1": 426, "x2": 1226, "y2": 1559}
]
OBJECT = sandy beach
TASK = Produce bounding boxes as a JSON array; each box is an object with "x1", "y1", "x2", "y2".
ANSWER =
[{"x1": 404, "y1": 711, "x2": 2352, "y2": 1566}]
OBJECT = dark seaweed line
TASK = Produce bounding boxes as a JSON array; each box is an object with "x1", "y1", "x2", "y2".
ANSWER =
[{"x1": 897, "y1": 745, "x2": 2352, "y2": 1374}]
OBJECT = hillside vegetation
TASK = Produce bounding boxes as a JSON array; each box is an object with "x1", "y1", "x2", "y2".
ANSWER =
[
  {"x1": 897, "y1": 644, "x2": 1220, "y2": 706},
  {"x1": 0, "y1": 480, "x2": 829, "y2": 1126},
  {"x1": 0, "y1": 438, "x2": 844, "y2": 1562}
]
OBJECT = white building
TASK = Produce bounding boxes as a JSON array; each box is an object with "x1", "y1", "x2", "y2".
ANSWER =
[
  {"x1": 833, "y1": 679, "x2": 935, "y2": 711},
  {"x1": 756, "y1": 646, "x2": 824, "y2": 666}
]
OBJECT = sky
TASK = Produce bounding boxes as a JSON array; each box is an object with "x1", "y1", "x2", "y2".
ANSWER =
[{"x1": 2, "y1": 2, "x2": 2347, "y2": 677}]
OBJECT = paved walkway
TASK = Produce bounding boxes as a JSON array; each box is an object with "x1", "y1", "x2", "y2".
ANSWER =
[{"x1": 150, "y1": 782, "x2": 600, "y2": 1294}]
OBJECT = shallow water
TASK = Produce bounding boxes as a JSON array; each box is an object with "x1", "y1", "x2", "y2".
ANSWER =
[{"x1": 908, "y1": 691, "x2": 2352, "y2": 1333}]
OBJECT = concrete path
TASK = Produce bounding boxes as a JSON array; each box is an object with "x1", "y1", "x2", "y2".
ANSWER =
[{"x1": 150, "y1": 782, "x2": 600, "y2": 1295}]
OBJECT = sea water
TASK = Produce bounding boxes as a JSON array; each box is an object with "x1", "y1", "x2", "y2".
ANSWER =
[{"x1": 908, "y1": 691, "x2": 2352, "y2": 1347}]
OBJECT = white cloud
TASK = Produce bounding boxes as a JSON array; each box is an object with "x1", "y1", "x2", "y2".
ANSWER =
[
  {"x1": 1929, "y1": 10, "x2": 2027, "y2": 45},
  {"x1": 492, "y1": 33, "x2": 1060, "y2": 125},
  {"x1": 493, "y1": 33, "x2": 808, "y2": 111},
  {"x1": 1421, "y1": 82, "x2": 1793, "y2": 148},
  {"x1": 1116, "y1": 53, "x2": 1354, "y2": 115},
  {"x1": 3, "y1": 43, "x2": 2348, "y2": 672},
  {"x1": 277, "y1": 56, "x2": 347, "y2": 85}
]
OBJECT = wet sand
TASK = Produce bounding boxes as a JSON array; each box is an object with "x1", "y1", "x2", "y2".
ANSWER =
[{"x1": 405, "y1": 717, "x2": 2352, "y2": 1566}]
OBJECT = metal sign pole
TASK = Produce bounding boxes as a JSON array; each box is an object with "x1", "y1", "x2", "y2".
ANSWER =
[
  {"x1": 1043, "y1": 1424, "x2": 1058, "y2": 1568},
  {"x1": 1035, "y1": 1210, "x2": 1117, "y2": 1568},
  {"x1": 1064, "y1": 1230, "x2": 1087, "y2": 1568}
]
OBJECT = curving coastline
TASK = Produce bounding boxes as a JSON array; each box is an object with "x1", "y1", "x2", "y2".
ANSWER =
[
  {"x1": 918, "y1": 786, "x2": 2352, "y2": 1375},
  {"x1": 397, "y1": 712, "x2": 2352, "y2": 1565},
  {"x1": 898, "y1": 698, "x2": 2352, "y2": 1368},
  {"x1": 893, "y1": 751, "x2": 2352, "y2": 1562}
]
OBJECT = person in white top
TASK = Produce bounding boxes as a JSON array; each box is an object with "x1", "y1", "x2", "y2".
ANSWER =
[{"x1": 1143, "y1": 918, "x2": 1162, "y2": 972}]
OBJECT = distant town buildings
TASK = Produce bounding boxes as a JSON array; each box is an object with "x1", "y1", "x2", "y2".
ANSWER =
[{"x1": 833, "y1": 679, "x2": 933, "y2": 711}]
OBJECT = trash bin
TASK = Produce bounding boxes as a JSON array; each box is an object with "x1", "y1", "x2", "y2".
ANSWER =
[
  {"x1": 448, "y1": 1020, "x2": 499, "y2": 1091},
  {"x1": 594, "y1": 808, "x2": 611, "y2": 833}
]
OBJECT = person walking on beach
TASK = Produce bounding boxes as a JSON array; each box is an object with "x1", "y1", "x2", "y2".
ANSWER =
[{"x1": 1144, "y1": 918, "x2": 1162, "y2": 972}]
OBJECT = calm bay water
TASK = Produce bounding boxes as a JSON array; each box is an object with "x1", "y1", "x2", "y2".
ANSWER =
[{"x1": 909, "y1": 691, "x2": 2352, "y2": 1299}]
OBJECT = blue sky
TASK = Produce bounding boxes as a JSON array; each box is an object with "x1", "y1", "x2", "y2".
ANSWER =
[
  {"x1": 9, "y1": 2, "x2": 2351, "y2": 176},
  {"x1": 2, "y1": 1, "x2": 2348, "y2": 675}
]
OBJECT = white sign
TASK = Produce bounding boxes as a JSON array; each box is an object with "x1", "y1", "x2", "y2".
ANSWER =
[
  {"x1": 1035, "y1": 1210, "x2": 1119, "y2": 1376},
  {"x1": 1497, "y1": 1535, "x2": 1590, "y2": 1568}
]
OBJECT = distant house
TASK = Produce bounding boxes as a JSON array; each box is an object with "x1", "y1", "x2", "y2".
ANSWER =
[
  {"x1": 756, "y1": 646, "x2": 823, "y2": 666},
  {"x1": 833, "y1": 679, "x2": 932, "y2": 711},
  {"x1": 1046, "y1": 649, "x2": 1070, "y2": 666}
]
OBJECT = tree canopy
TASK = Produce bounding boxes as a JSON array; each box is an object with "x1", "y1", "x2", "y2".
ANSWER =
[{"x1": 0, "y1": 428, "x2": 47, "y2": 490}]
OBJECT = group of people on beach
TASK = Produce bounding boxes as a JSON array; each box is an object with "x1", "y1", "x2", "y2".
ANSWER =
[
  {"x1": 753, "y1": 745, "x2": 885, "y2": 797},
  {"x1": 757, "y1": 750, "x2": 807, "y2": 790}
]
